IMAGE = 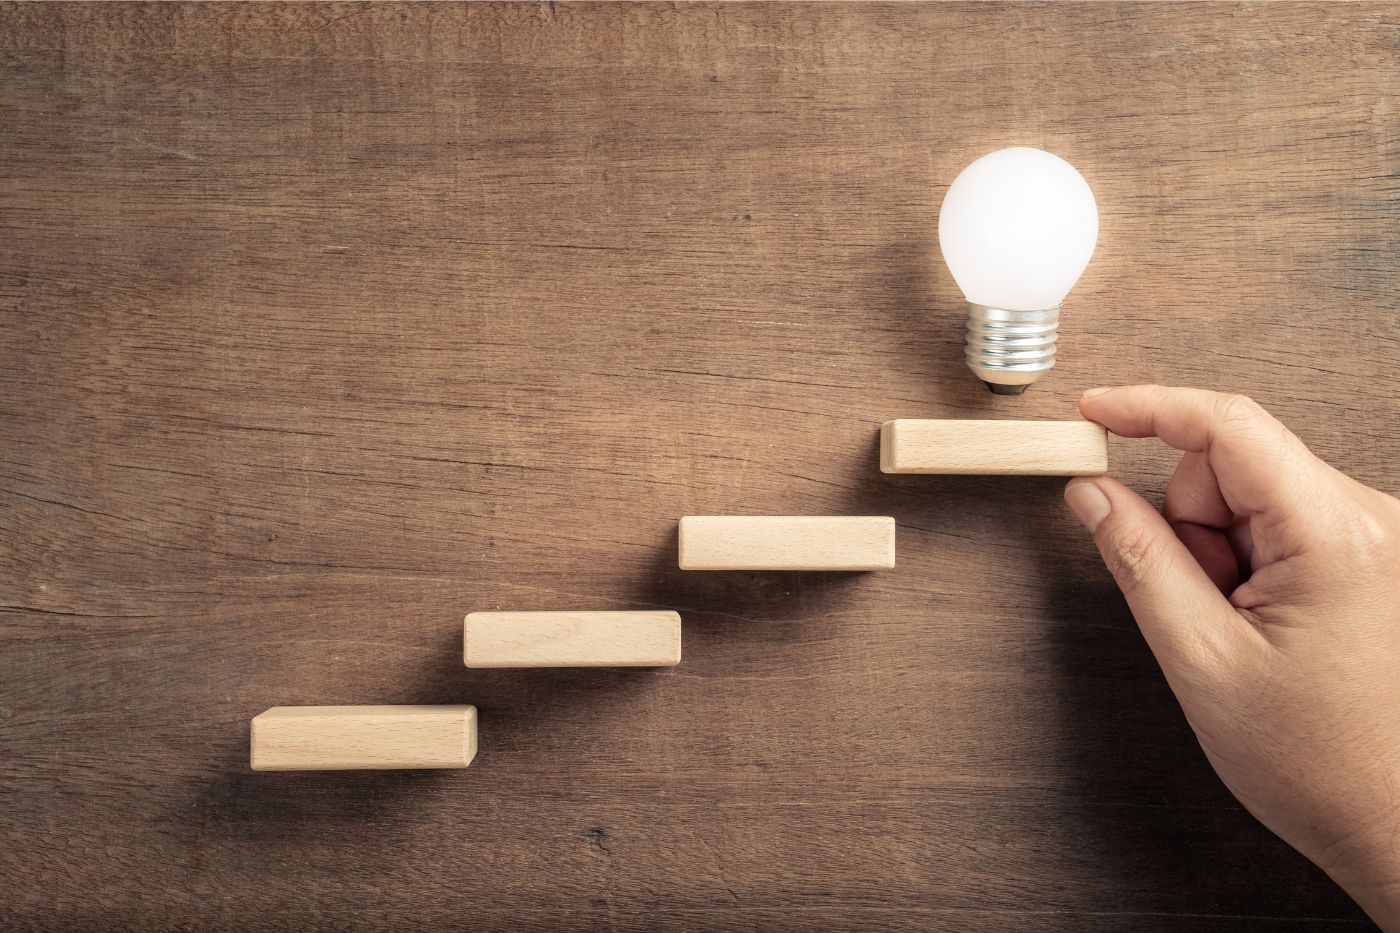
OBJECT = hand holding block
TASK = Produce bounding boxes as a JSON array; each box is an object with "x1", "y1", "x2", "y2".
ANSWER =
[
  {"x1": 679, "y1": 516, "x2": 895, "y2": 571},
  {"x1": 250, "y1": 706, "x2": 477, "y2": 771},
  {"x1": 464, "y1": 611, "x2": 681, "y2": 668},
  {"x1": 880, "y1": 419, "x2": 1108, "y2": 475}
]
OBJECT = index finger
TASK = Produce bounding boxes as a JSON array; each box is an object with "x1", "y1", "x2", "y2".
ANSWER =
[{"x1": 1078, "y1": 385, "x2": 1323, "y2": 516}]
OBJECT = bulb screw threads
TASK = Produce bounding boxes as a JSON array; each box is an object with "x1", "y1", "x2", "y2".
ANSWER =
[{"x1": 965, "y1": 304, "x2": 1060, "y2": 394}]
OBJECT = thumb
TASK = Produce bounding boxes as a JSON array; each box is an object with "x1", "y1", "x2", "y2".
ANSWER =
[{"x1": 1065, "y1": 476, "x2": 1255, "y2": 672}]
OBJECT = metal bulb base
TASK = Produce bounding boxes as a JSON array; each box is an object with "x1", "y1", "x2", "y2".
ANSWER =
[{"x1": 965, "y1": 303, "x2": 1060, "y2": 395}]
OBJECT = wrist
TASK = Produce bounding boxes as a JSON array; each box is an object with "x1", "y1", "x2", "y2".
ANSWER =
[
  {"x1": 1314, "y1": 807, "x2": 1400, "y2": 929},
  {"x1": 1328, "y1": 869, "x2": 1400, "y2": 930}
]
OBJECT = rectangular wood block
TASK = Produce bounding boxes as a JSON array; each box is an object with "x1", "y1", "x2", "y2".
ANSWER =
[
  {"x1": 463, "y1": 611, "x2": 681, "y2": 668},
  {"x1": 678, "y1": 516, "x2": 896, "y2": 570},
  {"x1": 250, "y1": 706, "x2": 477, "y2": 771},
  {"x1": 880, "y1": 419, "x2": 1109, "y2": 475}
]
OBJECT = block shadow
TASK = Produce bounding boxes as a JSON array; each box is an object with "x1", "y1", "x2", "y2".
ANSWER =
[
  {"x1": 838, "y1": 429, "x2": 1070, "y2": 538},
  {"x1": 618, "y1": 525, "x2": 886, "y2": 667},
  {"x1": 201, "y1": 730, "x2": 460, "y2": 839},
  {"x1": 205, "y1": 630, "x2": 665, "y2": 836}
]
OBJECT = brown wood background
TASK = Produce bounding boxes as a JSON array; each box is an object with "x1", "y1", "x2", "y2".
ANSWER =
[{"x1": 2, "y1": 3, "x2": 1397, "y2": 930}]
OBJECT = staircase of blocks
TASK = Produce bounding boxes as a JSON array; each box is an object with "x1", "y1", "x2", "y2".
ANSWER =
[{"x1": 250, "y1": 419, "x2": 1109, "y2": 771}]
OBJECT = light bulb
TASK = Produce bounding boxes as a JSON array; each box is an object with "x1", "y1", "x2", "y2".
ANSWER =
[{"x1": 938, "y1": 147, "x2": 1098, "y2": 395}]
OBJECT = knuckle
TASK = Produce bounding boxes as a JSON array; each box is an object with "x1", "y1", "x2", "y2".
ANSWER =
[
  {"x1": 1216, "y1": 393, "x2": 1266, "y2": 428},
  {"x1": 1105, "y1": 524, "x2": 1166, "y2": 594},
  {"x1": 1345, "y1": 506, "x2": 1398, "y2": 554},
  {"x1": 1322, "y1": 495, "x2": 1400, "y2": 580}
]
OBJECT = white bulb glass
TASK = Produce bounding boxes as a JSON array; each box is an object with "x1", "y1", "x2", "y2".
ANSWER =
[
  {"x1": 938, "y1": 147, "x2": 1098, "y2": 311},
  {"x1": 937, "y1": 147, "x2": 1098, "y2": 393}
]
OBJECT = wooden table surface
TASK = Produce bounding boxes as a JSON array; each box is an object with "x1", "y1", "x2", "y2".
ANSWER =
[{"x1": 3, "y1": 3, "x2": 1397, "y2": 930}]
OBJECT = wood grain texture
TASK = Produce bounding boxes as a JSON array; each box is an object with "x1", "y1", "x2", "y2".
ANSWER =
[
  {"x1": 1, "y1": 2, "x2": 1396, "y2": 930},
  {"x1": 464, "y1": 610, "x2": 682, "y2": 668},
  {"x1": 251, "y1": 706, "x2": 478, "y2": 771},
  {"x1": 679, "y1": 516, "x2": 897, "y2": 570},
  {"x1": 881, "y1": 419, "x2": 1109, "y2": 475}
]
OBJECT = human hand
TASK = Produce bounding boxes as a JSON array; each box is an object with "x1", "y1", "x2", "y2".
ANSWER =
[{"x1": 1063, "y1": 385, "x2": 1400, "y2": 928}]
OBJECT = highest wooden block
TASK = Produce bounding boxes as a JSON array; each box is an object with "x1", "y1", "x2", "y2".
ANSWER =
[
  {"x1": 880, "y1": 419, "x2": 1108, "y2": 476},
  {"x1": 250, "y1": 705, "x2": 477, "y2": 771},
  {"x1": 464, "y1": 611, "x2": 681, "y2": 668},
  {"x1": 679, "y1": 516, "x2": 896, "y2": 570}
]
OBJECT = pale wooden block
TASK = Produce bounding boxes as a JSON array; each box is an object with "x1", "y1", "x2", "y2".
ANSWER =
[
  {"x1": 463, "y1": 610, "x2": 681, "y2": 668},
  {"x1": 250, "y1": 705, "x2": 477, "y2": 771},
  {"x1": 678, "y1": 515, "x2": 895, "y2": 571},
  {"x1": 880, "y1": 419, "x2": 1108, "y2": 476}
]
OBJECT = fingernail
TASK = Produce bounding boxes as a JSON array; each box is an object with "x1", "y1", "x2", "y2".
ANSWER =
[
  {"x1": 1065, "y1": 480, "x2": 1112, "y2": 533},
  {"x1": 1081, "y1": 386, "x2": 1111, "y2": 400}
]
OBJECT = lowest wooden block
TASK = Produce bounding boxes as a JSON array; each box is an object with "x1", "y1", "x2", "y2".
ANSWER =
[
  {"x1": 464, "y1": 611, "x2": 681, "y2": 668},
  {"x1": 250, "y1": 705, "x2": 477, "y2": 771},
  {"x1": 880, "y1": 419, "x2": 1108, "y2": 476},
  {"x1": 679, "y1": 516, "x2": 895, "y2": 571}
]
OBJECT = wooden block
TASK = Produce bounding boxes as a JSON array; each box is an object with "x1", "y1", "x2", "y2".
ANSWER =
[
  {"x1": 463, "y1": 611, "x2": 681, "y2": 668},
  {"x1": 250, "y1": 706, "x2": 477, "y2": 771},
  {"x1": 880, "y1": 419, "x2": 1108, "y2": 475},
  {"x1": 678, "y1": 515, "x2": 895, "y2": 570}
]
